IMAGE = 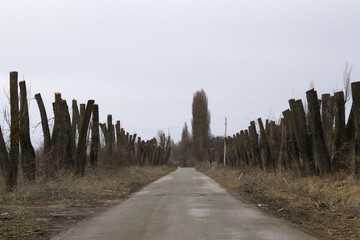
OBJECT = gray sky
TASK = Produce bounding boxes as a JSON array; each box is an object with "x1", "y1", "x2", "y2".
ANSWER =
[{"x1": 1, "y1": 0, "x2": 360, "y2": 145}]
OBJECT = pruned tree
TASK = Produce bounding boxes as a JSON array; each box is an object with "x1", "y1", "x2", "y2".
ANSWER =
[
  {"x1": 75, "y1": 100, "x2": 95, "y2": 175},
  {"x1": 351, "y1": 82, "x2": 360, "y2": 177},
  {"x1": 90, "y1": 104, "x2": 99, "y2": 166},
  {"x1": 35, "y1": 93, "x2": 51, "y2": 155},
  {"x1": 71, "y1": 99, "x2": 80, "y2": 163},
  {"x1": 1, "y1": 72, "x2": 20, "y2": 191},
  {"x1": 19, "y1": 81, "x2": 36, "y2": 181},
  {"x1": 306, "y1": 89, "x2": 332, "y2": 175}
]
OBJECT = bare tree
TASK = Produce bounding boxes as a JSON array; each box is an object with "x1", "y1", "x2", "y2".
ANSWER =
[
  {"x1": 343, "y1": 61, "x2": 353, "y2": 104},
  {"x1": 191, "y1": 89, "x2": 211, "y2": 162}
]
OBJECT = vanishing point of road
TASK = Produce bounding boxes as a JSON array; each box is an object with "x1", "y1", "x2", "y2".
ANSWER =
[{"x1": 53, "y1": 168, "x2": 318, "y2": 240}]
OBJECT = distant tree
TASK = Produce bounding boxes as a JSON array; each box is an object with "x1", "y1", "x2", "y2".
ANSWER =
[
  {"x1": 180, "y1": 122, "x2": 192, "y2": 166},
  {"x1": 191, "y1": 89, "x2": 211, "y2": 161}
]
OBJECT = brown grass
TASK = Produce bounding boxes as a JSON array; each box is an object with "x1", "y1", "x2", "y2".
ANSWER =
[
  {"x1": 197, "y1": 163, "x2": 360, "y2": 240},
  {"x1": 0, "y1": 165, "x2": 175, "y2": 239}
]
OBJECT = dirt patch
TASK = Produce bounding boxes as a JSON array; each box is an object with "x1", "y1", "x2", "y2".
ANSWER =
[
  {"x1": 197, "y1": 164, "x2": 360, "y2": 240},
  {"x1": 0, "y1": 165, "x2": 175, "y2": 239}
]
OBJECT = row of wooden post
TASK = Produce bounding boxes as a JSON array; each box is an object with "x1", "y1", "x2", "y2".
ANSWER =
[{"x1": 222, "y1": 82, "x2": 360, "y2": 177}]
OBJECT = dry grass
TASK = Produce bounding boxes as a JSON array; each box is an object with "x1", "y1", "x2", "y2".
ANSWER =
[
  {"x1": 0, "y1": 165, "x2": 175, "y2": 239},
  {"x1": 197, "y1": 163, "x2": 360, "y2": 240}
]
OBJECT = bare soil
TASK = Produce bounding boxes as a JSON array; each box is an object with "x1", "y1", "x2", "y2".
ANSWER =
[
  {"x1": 0, "y1": 165, "x2": 175, "y2": 240},
  {"x1": 196, "y1": 164, "x2": 360, "y2": 240}
]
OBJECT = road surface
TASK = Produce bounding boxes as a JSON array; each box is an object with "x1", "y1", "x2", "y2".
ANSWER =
[{"x1": 53, "y1": 168, "x2": 318, "y2": 240}]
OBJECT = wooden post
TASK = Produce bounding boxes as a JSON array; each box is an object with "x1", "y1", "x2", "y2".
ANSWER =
[
  {"x1": 75, "y1": 100, "x2": 95, "y2": 175},
  {"x1": 9, "y1": 71, "x2": 20, "y2": 190},
  {"x1": 19, "y1": 81, "x2": 36, "y2": 181},
  {"x1": 90, "y1": 104, "x2": 99, "y2": 166},
  {"x1": 306, "y1": 89, "x2": 332, "y2": 175}
]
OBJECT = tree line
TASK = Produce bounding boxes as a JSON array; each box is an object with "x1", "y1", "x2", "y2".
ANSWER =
[
  {"x1": 0, "y1": 71, "x2": 172, "y2": 191},
  {"x1": 176, "y1": 77, "x2": 360, "y2": 178}
]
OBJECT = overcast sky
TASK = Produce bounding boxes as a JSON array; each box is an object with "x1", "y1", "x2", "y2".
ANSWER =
[{"x1": 0, "y1": 0, "x2": 360, "y2": 145}]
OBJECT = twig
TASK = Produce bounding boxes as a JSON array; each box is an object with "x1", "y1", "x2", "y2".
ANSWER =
[{"x1": 283, "y1": 178, "x2": 289, "y2": 187}]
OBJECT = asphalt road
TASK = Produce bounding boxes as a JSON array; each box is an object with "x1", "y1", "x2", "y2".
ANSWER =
[{"x1": 53, "y1": 168, "x2": 318, "y2": 240}]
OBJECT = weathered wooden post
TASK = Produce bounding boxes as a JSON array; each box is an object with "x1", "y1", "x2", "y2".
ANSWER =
[
  {"x1": 306, "y1": 89, "x2": 332, "y2": 175},
  {"x1": 90, "y1": 104, "x2": 99, "y2": 166},
  {"x1": 75, "y1": 100, "x2": 95, "y2": 175},
  {"x1": 19, "y1": 81, "x2": 36, "y2": 181}
]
